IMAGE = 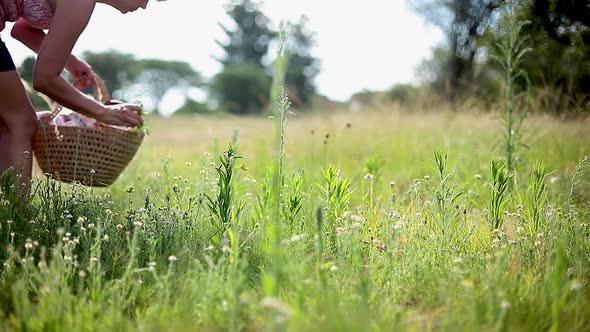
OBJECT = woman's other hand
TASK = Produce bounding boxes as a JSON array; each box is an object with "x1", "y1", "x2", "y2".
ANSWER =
[
  {"x1": 65, "y1": 56, "x2": 93, "y2": 90},
  {"x1": 96, "y1": 103, "x2": 144, "y2": 127}
]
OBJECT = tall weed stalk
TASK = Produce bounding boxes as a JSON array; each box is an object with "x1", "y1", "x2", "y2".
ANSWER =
[
  {"x1": 265, "y1": 22, "x2": 289, "y2": 298},
  {"x1": 430, "y1": 150, "x2": 462, "y2": 236},
  {"x1": 491, "y1": 1, "x2": 532, "y2": 176},
  {"x1": 206, "y1": 143, "x2": 242, "y2": 246}
]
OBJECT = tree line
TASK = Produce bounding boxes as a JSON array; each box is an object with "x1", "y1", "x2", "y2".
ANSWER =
[
  {"x1": 410, "y1": 0, "x2": 589, "y2": 115},
  {"x1": 351, "y1": 0, "x2": 589, "y2": 116},
  {"x1": 20, "y1": 0, "x2": 589, "y2": 116},
  {"x1": 20, "y1": 0, "x2": 319, "y2": 116}
]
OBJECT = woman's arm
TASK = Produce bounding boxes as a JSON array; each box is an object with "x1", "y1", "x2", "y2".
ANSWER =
[
  {"x1": 33, "y1": 0, "x2": 142, "y2": 127},
  {"x1": 11, "y1": 19, "x2": 45, "y2": 53},
  {"x1": 12, "y1": 19, "x2": 93, "y2": 88}
]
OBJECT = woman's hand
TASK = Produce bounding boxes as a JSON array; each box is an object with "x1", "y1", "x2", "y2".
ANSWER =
[
  {"x1": 95, "y1": 103, "x2": 144, "y2": 128},
  {"x1": 65, "y1": 56, "x2": 93, "y2": 90}
]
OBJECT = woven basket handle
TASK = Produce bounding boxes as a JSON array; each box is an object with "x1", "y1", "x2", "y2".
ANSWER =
[{"x1": 45, "y1": 70, "x2": 112, "y2": 121}]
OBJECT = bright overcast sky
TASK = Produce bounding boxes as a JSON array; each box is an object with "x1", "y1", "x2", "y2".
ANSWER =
[{"x1": 1, "y1": 0, "x2": 444, "y2": 112}]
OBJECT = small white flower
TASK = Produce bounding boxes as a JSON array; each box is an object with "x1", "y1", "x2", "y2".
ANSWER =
[
  {"x1": 350, "y1": 215, "x2": 365, "y2": 223},
  {"x1": 351, "y1": 222, "x2": 362, "y2": 229},
  {"x1": 168, "y1": 255, "x2": 177, "y2": 262},
  {"x1": 571, "y1": 279, "x2": 583, "y2": 291},
  {"x1": 289, "y1": 234, "x2": 305, "y2": 243}
]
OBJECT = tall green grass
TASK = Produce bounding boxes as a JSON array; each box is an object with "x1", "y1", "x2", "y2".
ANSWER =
[{"x1": 1, "y1": 108, "x2": 589, "y2": 332}]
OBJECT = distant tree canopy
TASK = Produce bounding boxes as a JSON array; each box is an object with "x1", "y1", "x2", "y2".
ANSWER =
[
  {"x1": 212, "y1": 0, "x2": 320, "y2": 114},
  {"x1": 520, "y1": 0, "x2": 590, "y2": 112},
  {"x1": 18, "y1": 50, "x2": 202, "y2": 115},
  {"x1": 18, "y1": 56, "x2": 48, "y2": 110},
  {"x1": 211, "y1": 64, "x2": 272, "y2": 115},
  {"x1": 174, "y1": 98, "x2": 210, "y2": 115},
  {"x1": 17, "y1": 1, "x2": 321, "y2": 116},
  {"x1": 285, "y1": 16, "x2": 321, "y2": 108},
  {"x1": 82, "y1": 50, "x2": 139, "y2": 94},
  {"x1": 412, "y1": 0, "x2": 590, "y2": 114},
  {"x1": 212, "y1": 0, "x2": 273, "y2": 114},
  {"x1": 410, "y1": 0, "x2": 504, "y2": 102},
  {"x1": 133, "y1": 59, "x2": 202, "y2": 115},
  {"x1": 216, "y1": 0, "x2": 275, "y2": 68},
  {"x1": 84, "y1": 54, "x2": 201, "y2": 115}
]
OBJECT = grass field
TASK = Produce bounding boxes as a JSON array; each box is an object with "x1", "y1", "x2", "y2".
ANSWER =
[{"x1": 1, "y1": 108, "x2": 590, "y2": 331}]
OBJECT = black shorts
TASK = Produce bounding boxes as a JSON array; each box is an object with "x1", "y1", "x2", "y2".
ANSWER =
[{"x1": 0, "y1": 36, "x2": 16, "y2": 72}]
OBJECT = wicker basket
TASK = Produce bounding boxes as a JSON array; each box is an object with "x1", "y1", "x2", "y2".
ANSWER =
[{"x1": 31, "y1": 75, "x2": 145, "y2": 187}]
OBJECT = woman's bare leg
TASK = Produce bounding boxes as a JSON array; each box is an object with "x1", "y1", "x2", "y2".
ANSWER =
[{"x1": 0, "y1": 69, "x2": 38, "y2": 199}]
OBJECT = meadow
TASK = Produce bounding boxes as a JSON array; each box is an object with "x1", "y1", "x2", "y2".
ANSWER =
[{"x1": 1, "y1": 107, "x2": 589, "y2": 331}]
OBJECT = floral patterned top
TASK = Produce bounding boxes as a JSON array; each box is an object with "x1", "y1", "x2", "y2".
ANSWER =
[{"x1": 0, "y1": 0, "x2": 54, "y2": 32}]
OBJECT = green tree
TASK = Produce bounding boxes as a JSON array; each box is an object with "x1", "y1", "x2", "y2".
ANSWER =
[
  {"x1": 213, "y1": 0, "x2": 275, "y2": 114},
  {"x1": 518, "y1": 0, "x2": 590, "y2": 113},
  {"x1": 285, "y1": 16, "x2": 321, "y2": 108},
  {"x1": 18, "y1": 56, "x2": 35, "y2": 82},
  {"x1": 173, "y1": 98, "x2": 211, "y2": 115},
  {"x1": 17, "y1": 56, "x2": 47, "y2": 110},
  {"x1": 216, "y1": 0, "x2": 275, "y2": 68},
  {"x1": 82, "y1": 50, "x2": 139, "y2": 96},
  {"x1": 411, "y1": 0, "x2": 504, "y2": 102},
  {"x1": 133, "y1": 59, "x2": 202, "y2": 115},
  {"x1": 211, "y1": 65, "x2": 271, "y2": 115}
]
